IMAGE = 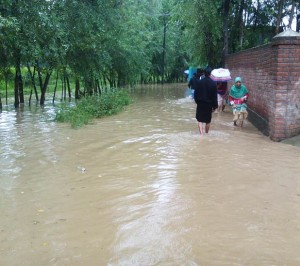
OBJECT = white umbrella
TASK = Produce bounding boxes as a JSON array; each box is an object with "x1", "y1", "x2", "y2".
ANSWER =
[{"x1": 211, "y1": 68, "x2": 231, "y2": 82}]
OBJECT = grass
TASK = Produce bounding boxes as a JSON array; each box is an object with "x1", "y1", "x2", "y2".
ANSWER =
[
  {"x1": 55, "y1": 89, "x2": 133, "y2": 128},
  {"x1": 1, "y1": 72, "x2": 133, "y2": 129}
]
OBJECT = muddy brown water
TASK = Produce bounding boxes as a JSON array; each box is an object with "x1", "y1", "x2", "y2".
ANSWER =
[{"x1": 1, "y1": 84, "x2": 300, "y2": 266}]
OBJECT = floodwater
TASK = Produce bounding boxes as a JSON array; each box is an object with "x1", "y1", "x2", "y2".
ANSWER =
[{"x1": 1, "y1": 84, "x2": 300, "y2": 266}]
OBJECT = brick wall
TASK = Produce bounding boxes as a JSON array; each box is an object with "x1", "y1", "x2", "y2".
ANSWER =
[{"x1": 225, "y1": 32, "x2": 300, "y2": 141}]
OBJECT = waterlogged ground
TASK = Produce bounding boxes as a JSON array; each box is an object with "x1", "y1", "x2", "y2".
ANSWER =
[{"x1": 1, "y1": 84, "x2": 300, "y2": 265}]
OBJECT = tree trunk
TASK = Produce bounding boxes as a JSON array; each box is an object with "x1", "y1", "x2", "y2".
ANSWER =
[
  {"x1": 162, "y1": 15, "x2": 166, "y2": 84},
  {"x1": 17, "y1": 65, "x2": 24, "y2": 104},
  {"x1": 14, "y1": 56, "x2": 24, "y2": 107},
  {"x1": 39, "y1": 70, "x2": 52, "y2": 105},
  {"x1": 85, "y1": 79, "x2": 93, "y2": 95},
  {"x1": 12, "y1": 1, "x2": 23, "y2": 106},
  {"x1": 27, "y1": 64, "x2": 39, "y2": 104},
  {"x1": 288, "y1": 0, "x2": 296, "y2": 29},
  {"x1": 221, "y1": 0, "x2": 231, "y2": 67},
  {"x1": 61, "y1": 78, "x2": 64, "y2": 100},
  {"x1": 276, "y1": 0, "x2": 284, "y2": 34},
  {"x1": 52, "y1": 70, "x2": 59, "y2": 103},
  {"x1": 205, "y1": 31, "x2": 214, "y2": 66},
  {"x1": 14, "y1": 70, "x2": 20, "y2": 108},
  {"x1": 75, "y1": 78, "x2": 80, "y2": 99},
  {"x1": 96, "y1": 79, "x2": 101, "y2": 95},
  {"x1": 5, "y1": 77, "x2": 8, "y2": 105},
  {"x1": 66, "y1": 76, "x2": 71, "y2": 98},
  {"x1": 63, "y1": 75, "x2": 66, "y2": 100},
  {"x1": 253, "y1": 0, "x2": 260, "y2": 28},
  {"x1": 238, "y1": 0, "x2": 245, "y2": 48}
]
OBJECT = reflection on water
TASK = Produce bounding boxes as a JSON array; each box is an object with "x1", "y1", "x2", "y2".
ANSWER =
[{"x1": 1, "y1": 84, "x2": 300, "y2": 266}]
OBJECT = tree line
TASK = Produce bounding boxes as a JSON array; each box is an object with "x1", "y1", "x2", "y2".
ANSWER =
[{"x1": 0, "y1": 0, "x2": 298, "y2": 108}]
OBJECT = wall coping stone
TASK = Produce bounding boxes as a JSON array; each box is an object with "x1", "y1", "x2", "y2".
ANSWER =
[{"x1": 273, "y1": 29, "x2": 300, "y2": 38}]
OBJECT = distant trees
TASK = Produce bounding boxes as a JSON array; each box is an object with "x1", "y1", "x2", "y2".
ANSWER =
[
  {"x1": 176, "y1": 0, "x2": 298, "y2": 67},
  {"x1": 0, "y1": 0, "x2": 188, "y2": 107},
  {"x1": 0, "y1": 0, "x2": 298, "y2": 108}
]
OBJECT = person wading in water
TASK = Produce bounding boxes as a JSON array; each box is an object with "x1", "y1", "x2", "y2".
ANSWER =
[
  {"x1": 229, "y1": 77, "x2": 249, "y2": 126},
  {"x1": 194, "y1": 67, "x2": 218, "y2": 135}
]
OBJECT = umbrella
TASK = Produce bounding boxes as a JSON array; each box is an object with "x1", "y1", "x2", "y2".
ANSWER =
[{"x1": 211, "y1": 68, "x2": 231, "y2": 82}]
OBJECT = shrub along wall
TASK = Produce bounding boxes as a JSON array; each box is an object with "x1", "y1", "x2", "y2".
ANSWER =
[{"x1": 225, "y1": 30, "x2": 300, "y2": 141}]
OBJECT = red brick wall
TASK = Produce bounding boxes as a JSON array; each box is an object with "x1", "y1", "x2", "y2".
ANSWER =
[{"x1": 225, "y1": 35, "x2": 300, "y2": 141}]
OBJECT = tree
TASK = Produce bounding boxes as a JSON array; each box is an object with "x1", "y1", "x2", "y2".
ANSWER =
[
  {"x1": 276, "y1": 0, "x2": 285, "y2": 33},
  {"x1": 221, "y1": 0, "x2": 231, "y2": 66}
]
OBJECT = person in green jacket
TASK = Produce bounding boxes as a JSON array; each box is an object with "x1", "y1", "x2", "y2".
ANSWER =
[{"x1": 229, "y1": 77, "x2": 249, "y2": 126}]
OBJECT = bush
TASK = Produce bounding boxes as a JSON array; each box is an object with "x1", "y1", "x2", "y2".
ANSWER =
[{"x1": 55, "y1": 89, "x2": 132, "y2": 128}]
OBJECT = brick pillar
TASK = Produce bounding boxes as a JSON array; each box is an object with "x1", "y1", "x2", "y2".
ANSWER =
[
  {"x1": 225, "y1": 30, "x2": 300, "y2": 141},
  {"x1": 270, "y1": 32, "x2": 300, "y2": 140}
]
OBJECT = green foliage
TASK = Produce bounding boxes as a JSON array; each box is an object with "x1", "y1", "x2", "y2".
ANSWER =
[
  {"x1": 1, "y1": 0, "x2": 298, "y2": 103},
  {"x1": 55, "y1": 89, "x2": 132, "y2": 128},
  {"x1": 174, "y1": 0, "x2": 298, "y2": 67},
  {"x1": 172, "y1": 0, "x2": 222, "y2": 67}
]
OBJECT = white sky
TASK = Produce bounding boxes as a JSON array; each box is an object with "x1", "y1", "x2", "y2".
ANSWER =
[
  {"x1": 283, "y1": 16, "x2": 297, "y2": 31},
  {"x1": 252, "y1": 0, "x2": 297, "y2": 31}
]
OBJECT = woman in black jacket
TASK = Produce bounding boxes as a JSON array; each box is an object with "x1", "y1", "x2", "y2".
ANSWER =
[{"x1": 194, "y1": 67, "x2": 218, "y2": 135}]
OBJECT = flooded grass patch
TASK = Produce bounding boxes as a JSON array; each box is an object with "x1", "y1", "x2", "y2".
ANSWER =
[{"x1": 55, "y1": 89, "x2": 132, "y2": 128}]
